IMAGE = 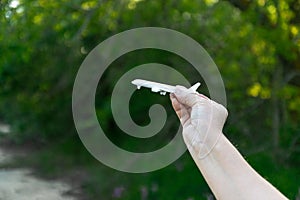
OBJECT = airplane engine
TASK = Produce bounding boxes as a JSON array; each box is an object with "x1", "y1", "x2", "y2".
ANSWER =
[{"x1": 151, "y1": 87, "x2": 160, "y2": 92}]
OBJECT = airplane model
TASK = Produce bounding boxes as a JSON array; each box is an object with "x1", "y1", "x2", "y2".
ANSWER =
[{"x1": 131, "y1": 79, "x2": 201, "y2": 95}]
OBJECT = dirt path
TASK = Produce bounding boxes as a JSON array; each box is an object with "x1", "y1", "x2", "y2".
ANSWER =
[{"x1": 0, "y1": 124, "x2": 77, "y2": 200}]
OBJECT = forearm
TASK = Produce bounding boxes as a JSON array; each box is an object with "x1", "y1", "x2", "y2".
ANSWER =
[{"x1": 186, "y1": 133, "x2": 288, "y2": 200}]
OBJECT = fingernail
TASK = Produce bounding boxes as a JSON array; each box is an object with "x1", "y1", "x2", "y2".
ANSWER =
[{"x1": 170, "y1": 94, "x2": 176, "y2": 101}]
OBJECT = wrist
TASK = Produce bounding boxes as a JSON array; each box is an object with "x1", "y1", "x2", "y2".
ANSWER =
[{"x1": 184, "y1": 130, "x2": 223, "y2": 159}]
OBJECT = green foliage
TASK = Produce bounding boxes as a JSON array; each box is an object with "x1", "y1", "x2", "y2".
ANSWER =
[{"x1": 0, "y1": 0, "x2": 300, "y2": 199}]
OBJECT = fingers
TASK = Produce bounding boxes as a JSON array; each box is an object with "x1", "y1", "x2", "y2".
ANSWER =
[
  {"x1": 170, "y1": 93, "x2": 181, "y2": 115},
  {"x1": 174, "y1": 86, "x2": 208, "y2": 107},
  {"x1": 170, "y1": 94, "x2": 190, "y2": 126}
]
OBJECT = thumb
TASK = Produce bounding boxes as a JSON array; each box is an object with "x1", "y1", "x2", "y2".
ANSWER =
[{"x1": 174, "y1": 86, "x2": 207, "y2": 107}]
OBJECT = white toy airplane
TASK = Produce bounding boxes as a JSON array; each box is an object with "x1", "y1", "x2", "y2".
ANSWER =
[{"x1": 131, "y1": 79, "x2": 201, "y2": 95}]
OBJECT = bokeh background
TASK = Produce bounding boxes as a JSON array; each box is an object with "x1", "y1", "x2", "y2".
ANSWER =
[{"x1": 0, "y1": 0, "x2": 300, "y2": 199}]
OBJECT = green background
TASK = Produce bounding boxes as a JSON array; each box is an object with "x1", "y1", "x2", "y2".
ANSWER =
[{"x1": 0, "y1": 0, "x2": 299, "y2": 199}]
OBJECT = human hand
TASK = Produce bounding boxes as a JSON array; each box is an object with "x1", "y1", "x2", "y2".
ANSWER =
[{"x1": 170, "y1": 86, "x2": 228, "y2": 158}]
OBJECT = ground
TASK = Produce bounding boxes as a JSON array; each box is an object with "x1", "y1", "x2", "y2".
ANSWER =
[{"x1": 0, "y1": 124, "x2": 86, "y2": 200}]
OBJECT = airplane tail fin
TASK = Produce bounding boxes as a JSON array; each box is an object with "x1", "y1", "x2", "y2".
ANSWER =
[{"x1": 190, "y1": 82, "x2": 201, "y2": 92}]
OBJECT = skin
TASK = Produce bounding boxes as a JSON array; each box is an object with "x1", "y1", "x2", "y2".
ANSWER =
[{"x1": 170, "y1": 86, "x2": 288, "y2": 200}]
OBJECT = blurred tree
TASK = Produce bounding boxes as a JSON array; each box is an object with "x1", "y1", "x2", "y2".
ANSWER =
[{"x1": 0, "y1": 0, "x2": 299, "y2": 198}]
